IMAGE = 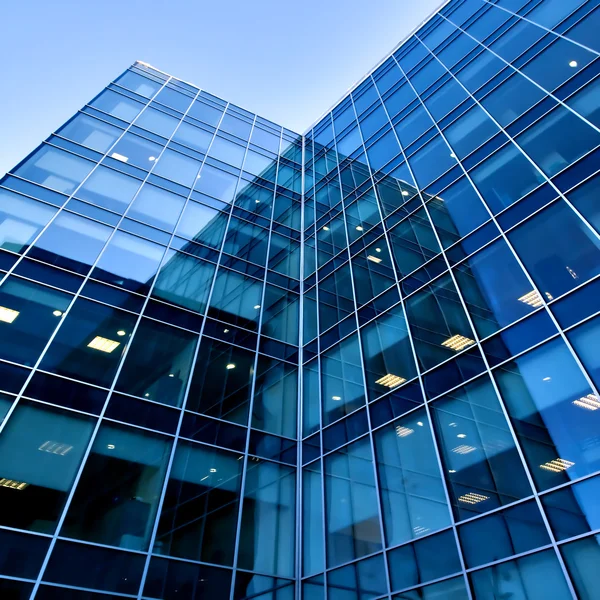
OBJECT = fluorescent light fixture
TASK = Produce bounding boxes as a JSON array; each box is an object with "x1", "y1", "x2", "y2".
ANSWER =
[
  {"x1": 540, "y1": 458, "x2": 575, "y2": 473},
  {"x1": 518, "y1": 290, "x2": 544, "y2": 308},
  {"x1": 569, "y1": 60, "x2": 578, "y2": 68},
  {"x1": 0, "y1": 306, "x2": 19, "y2": 323},
  {"x1": 452, "y1": 444, "x2": 477, "y2": 455},
  {"x1": 0, "y1": 478, "x2": 28, "y2": 491},
  {"x1": 53, "y1": 310, "x2": 63, "y2": 317},
  {"x1": 367, "y1": 255, "x2": 382, "y2": 264},
  {"x1": 201, "y1": 475, "x2": 209, "y2": 481},
  {"x1": 375, "y1": 373, "x2": 406, "y2": 388},
  {"x1": 396, "y1": 425, "x2": 414, "y2": 438},
  {"x1": 117, "y1": 330, "x2": 126, "y2": 337},
  {"x1": 458, "y1": 492, "x2": 489, "y2": 505},
  {"x1": 332, "y1": 395, "x2": 342, "y2": 401},
  {"x1": 38, "y1": 441, "x2": 73, "y2": 456},
  {"x1": 442, "y1": 334, "x2": 475, "y2": 352},
  {"x1": 573, "y1": 394, "x2": 600, "y2": 411},
  {"x1": 87, "y1": 336, "x2": 120, "y2": 353},
  {"x1": 111, "y1": 152, "x2": 129, "y2": 163},
  {"x1": 413, "y1": 525, "x2": 429, "y2": 535},
  {"x1": 226, "y1": 363, "x2": 236, "y2": 370}
]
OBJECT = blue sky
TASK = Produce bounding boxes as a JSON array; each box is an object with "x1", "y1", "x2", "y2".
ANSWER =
[{"x1": 0, "y1": 0, "x2": 441, "y2": 176}]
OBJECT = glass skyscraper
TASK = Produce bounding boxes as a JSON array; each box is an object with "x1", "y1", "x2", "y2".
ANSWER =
[{"x1": 1, "y1": 0, "x2": 600, "y2": 598}]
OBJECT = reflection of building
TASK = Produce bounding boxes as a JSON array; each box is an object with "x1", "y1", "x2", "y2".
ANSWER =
[{"x1": 1, "y1": 1, "x2": 600, "y2": 598}]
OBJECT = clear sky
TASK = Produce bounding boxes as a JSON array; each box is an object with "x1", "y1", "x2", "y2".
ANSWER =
[{"x1": 0, "y1": 0, "x2": 442, "y2": 177}]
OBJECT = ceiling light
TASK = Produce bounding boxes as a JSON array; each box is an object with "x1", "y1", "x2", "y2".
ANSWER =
[
  {"x1": 367, "y1": 255, "x2": 382, "y2": 263},
  {"x1": 449, "y1": 422, "x2": 457, "y2": 427},
  {"x1": 376, "y1": 373, "x2": 406, "y2": 388},
  {"x1": 448, "y1": 469, "x2": 456, "y2": 473},
  {"x1": 452, "y1": 444, "x2": 477, "y2": 455},
  {"x1": 450, "y1": 153, "x2": 456, "y2": 159},
  {"x1": 323, "y1": 226, "x2": 330, "y2": 231},
  {"x1": 38, "y1": 441, "x2": 73, "y2": 456},
  {"x1": 0, "y1": 478, "x2": 28, "y2": 491},
  {"x1": 201, "y1": 475, "x2": 209, "y2": 481},
  {"x1": 332, "y1": 395, "x2": 342, "y2": 401},
  {"x1": 168, "y1": 373, "x2": 175, "y2": 378},
  {"x1": 356, "y1": 226, "x2": 364, "y2": 231},
  {"x1": 543, "y1": 377, "x2": 551, "y2": 382},
  {"x1": 375, "y1": 248, "x2": 381, "y2": 253},
  {"x1": 518, "y1": 290, "x2": 543, "y2": 308},
  {"x1": 417, "y1": 421, "x2": 423, "y2": 427},
  {"x1": 111, "y1": 152, "x2": 129, "y2": 163},
  {"x1": 255, "y1": 199, "x2": 260, "y2": 203},
  {"x1": 149, "y1": 156, "x2": 156, "y2": 161},
  {"x1": 442, "y1": 334, "x2": 475, "y2": 352},
  {"x1": 0, "y1": 306, "x2": 19, "y2": 323},
  {"x1": 254, "y1": 304, "x2": 261, "y2": 309},
  {"x1": 413, "y1": 525, "x2": 429, "y2": 535},
  {"x1": 396, "y1": 425, "x2": 414, "y2": 438},
  {"x1": 457, "y1": 433, "x2": 467, "y2": 439},
  {"x1": 540, "y1": 458, "x2": 575, "y2": 473},
  {"x1": 226, "y1": 363, "x2": 236, "y2": 370},
  {"x1": 88, "y1": 336, "x2": 120, "y2": 353},
  {"x1": 107, "y1": 444, "x2": 115, "y2": 450},
  {"x1": 458, "y1": 492, "x2": 489, "y2": 505},
  {"x1": 145, "y1": 393, "x2": 150, "y2": 397},
  {"x1": 573, "y1": 394, "x2": 600, "y2": 411},
  {"x1": 224, "y1": 329, "x2": 229, "y2": 333},
  {"x1": 117, "y1": 330, "x2": 126, "y2": 336},
  {"x1": 569, "y1": 60, "x2": 578, "y2": 68},
  {"x1": 210, "y1": 468, "x2": 217, "y2": 473},
  {"x1": 402, "y1": 190, "x2": 410, "y2": 196},
  {"x1": 545, "y1": 292, "x2": 553, "y2": 300},
  {"x1": 53, "y1": 310, "x2": 63, "y2": 317}
]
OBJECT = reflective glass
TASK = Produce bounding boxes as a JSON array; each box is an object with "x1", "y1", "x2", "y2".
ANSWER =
[
  {"x1": 58, "y1": 113, "x2": 121, "y2": 153},
  {"x1": 76, "y1": 166, "x2": 141, "y2": 213},
  {"x1": 302, "y1": 463, "x2": 324, "y2": 576},
  {"x1": 127, "y1": 184, "x2": 186, "y2": 232},
  {"x1": 561, "y1": 534, "x2": 600, "y2": 600}
]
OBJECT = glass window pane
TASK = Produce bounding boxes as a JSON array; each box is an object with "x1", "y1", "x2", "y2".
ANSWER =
[
  {"x1": 329, "y1": 553, "x2": 387, "y2": 599},
  {"x1": 567, "y1": 314, "x2": 600, "y2": 391},
  {"x1": 127, "y1": 184, "x2": 186, "y2": 232},
  {"x1": 392, "y1": 575, "x2": 468, "y2": 599},
  {"x1": 561, "y1": 534, "x2": 600, "y2": 600},
  {"x1": 90, "y1": 89, "x2": 145, "y2": 121},
  {"x1": 494, "y1": 337, "x2": 599, "y2": 491},
  {"x1": 154, "y1": 440, "x2": 242, "y2": 565},
  {"x1": 76, "y1": 166, "x2": 141, "y2": 213},
  {"x1": 153, "y1": 150, "x2": 201, "y2": 187},
  {"x1": 209, "y1": 137, "x2": 246, "y2": 169},
  {"x1": 302, "y1": 463, "x2": 324, "y2": 577},
  {"x1": 172, "y1": 122, "x2": 213, "y2": 153},
  {"x1": 195, "y1": 165, "x2": 239, "y2": 203},
  {"x1": 115, "y1": 70, "x2": 161, "y2": 98},
  {"x1": 0, "y1": 400, "x2": 95, "y2": 533},
  {"x1": 325, "y1": 437, "x2": 382, "y2": 567},
  {"x1": 508, "y1": 200, "x2": 600, "y2": 299},
  {"x1": 238, "y1": 461, "x2": 296, "y2": 577},
  {"x1": 136, "y1": 107, "x2": 179, "y2": 139},
  {"x1": 175, "y1": 201, "x2": 227, "y2": 248},
  {"x1": 39, "y1": 298, "x2": 138, "y2": 387},
  {"x1": 116, "y1": 318, "x2": 198, "y2": 407},
  {"x1": 352, "y1": 237, "x2": 397, "y2": 306},
  {"x1": 58, "y1": 114, "x2": 121, "y2": 153},
  {"x1": 261, "y1": 286, "x2": 299, "y2": 346},
  {"x1": 15, "y1": 146, "x2": 95, "y2": 194},
  {"x1": 374, "y1": 408, "x2": 451, "y2": 547},
  {"x1": 0, "y1": 278, "x2": 72, "y2": 366},
  {"x1": 223, "y1": 219, "x2": 269, "y2": 266},
  {"x1": 322, "y1": 334, "x2": 366, "y2": 426},
  {"x1": 430, "y1": 376, "x2": 532, "y2": 519},
  {"x1": 62, "y1": 423, "x2": 172, "y2": 550},
  {"x1": 110, "y1": 133, "x2": 163, "y2": 170}
]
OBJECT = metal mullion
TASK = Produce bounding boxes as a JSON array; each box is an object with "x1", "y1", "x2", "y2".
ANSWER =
[
  {"x1": 227, "y1": 115, "x2": 283, "y2": 600},
  {"x1": 410, "y1": 33, "x2": 600, "y2": 405},
  {"x1": 394, "y1": 56, "x2": 580, "y2": 600},
  {"x1": 368, "y1": 70, "x2": 483, "y2": 600}
]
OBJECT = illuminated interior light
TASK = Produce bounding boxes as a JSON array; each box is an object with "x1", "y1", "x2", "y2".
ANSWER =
[
  {"x1": 375, "y1": 248, "x2": 382, "y2": 253},
  {"x1": 417, "y1": 421, "x2": 423, "y2": 427},
  {"x1": 0, "y1": 306, "x2": 19, "y2": 323},
  {"x1": 573, "y1": 394, "x2": 600, "y2": 411},
  {"x1": 53, "y1": 310, "x2": 63, "y2": 317},
  {"x1": 356, "y1": 226, "x2": 364, "y2": 231},
  {"x1": 452, "y1": 444, "x2": 477, "y2": 455},
  {"x1": 543, "y1": 377, "x2": 551, "y2": 382},
  {"x1": 38, "y1": 441, "x2": 73, "y2": 456},
  {"x1": 375, "y1": 373, "x2": 406, "y2": 388},
  {"x1": 107, "y1": 444, "x2": 115, "y2": 450},
  {"x1": 117, "y1": 330, "x2": 126, "y2": 337},
  {"x1": 145, "y1": 393, "x2": 150, "y2": 397},
  {"x1": 367, "y1": 255, "x2": 382, "y2": 264},
  {"x1": 224, "y1": 329, "x2": 229, "y2": 333},
  {"x1": 518, "y1": 290, "x2": 544, "y2": 308},
  {"x1": 401, "y1": 190, "x2": 410, "y2": 196},
  {"x1": 87, "y1": 336, "x2": 120, "y2": 353},
  {"x1": 254, "y1": 305, "x2": 261, "y2": 310},
  {"x1": 111, "y1": 152, "x2": 129, "y2": 163},
  {"x1": 169, "y1": 373, "x2": 175, "y2": 378},
  {"x1": 396, "y1": 425, "x2": 414, "y2": 438},
  {"x1": 449, "y1": 422, "x2": 457, "y2": 427},
  {"x1": 0, "y1": 478, "x2": 28, "y2": 491},
  {"x1": 210, "y1": 468, "x2": 217, "y2": 473},
  {"x1": 201, "y1": 475, "x2": 209, "y2": 481},
  {"x1": 457, "y1": 433, "x2": 466, "y2": 439},
  {"x1": 332, "y1": 396, "x2": 342, "y2": 401},
  {"x1": 226, "y1": 363, "x2": 236, "y2": 370},
  {"x1": 149, "y1": 155, "x2": 156, "y2": 161},
  {"x1": 450, "y1": 152, "x2": 456, "y2": 158},
  {"x1": 413, "y1": 525, "x2": 430, "y2": 535},
  {"x1": 448, "y1": 469, "x2": 456, "y2": 473},
  {"x1": 545, "y1": 292, "x2": 553, "y2": 301},
  {"x1": 540, "y1": 458, "x2": 575, "y2": 473},
  {"x1": 566, "y1": 266, "x2": 578, "y2": 280},
  {"x1": 458, "y1": 492, "x2": 489, "y2": 505},
  {"x1": 255, "y1": 199, "x2": 260, "y2": 203},
  {"x1": 569, "y1": 60, "x2": 578, "y2": 68},
  {"x1": 442, "y1": 334, "x2": 475, "y2": 352},
  {"x1": 323, "y1": 226, "x2": 330, "y2": 231}
]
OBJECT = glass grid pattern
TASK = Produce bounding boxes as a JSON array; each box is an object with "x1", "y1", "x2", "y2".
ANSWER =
[{"x1": 1, "y1": 1, "x2": 600, "y2": 599}]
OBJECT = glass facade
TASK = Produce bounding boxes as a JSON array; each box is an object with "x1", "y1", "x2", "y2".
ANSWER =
[{"x1": 1, "y1": 1, "x2": 600, "y2": 598}]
